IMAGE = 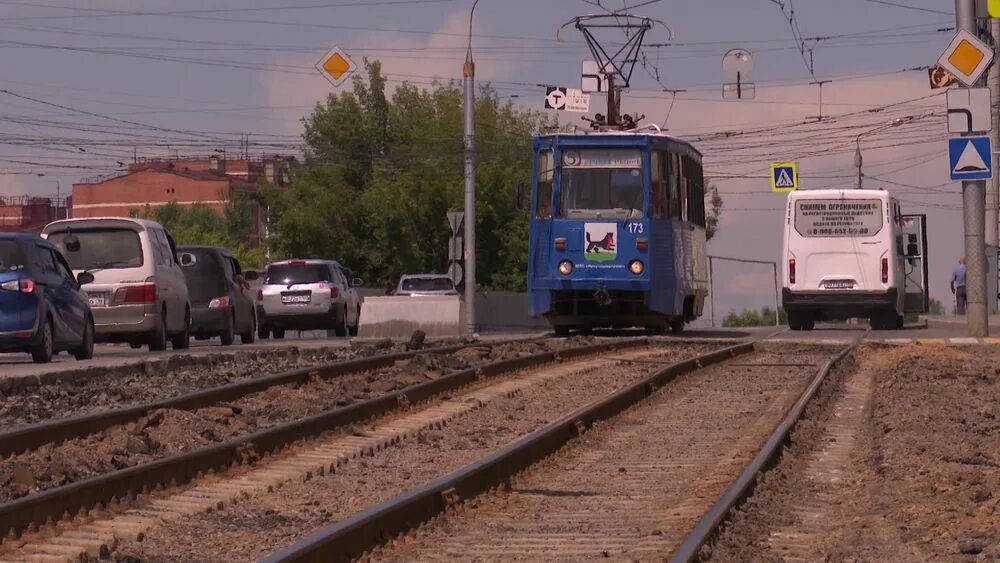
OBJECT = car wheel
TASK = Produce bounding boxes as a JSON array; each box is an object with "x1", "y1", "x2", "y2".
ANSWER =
[
  {"x1": 257, "y1": 324, "x2": 270, "y2": 340},
  {"x1": 73, "y1": 316, "x2": 95, "y2": 360},
  {"x1": 241, "y1": 313, "x2": 256, "y2": 345},
  {"x1": 553, "y1": 325, "x2": 571, "y2": 337},
  {"x1": 669, "y1": 319, "x2": 685, "y2": 333},
  {"x1": 149, "y1": 313, "x2": 168, "y2": 351},
  {"x1": 348, "y1": 306, "x2": 360, "y2": 336},
  {"x1": 220, "y1": 311, "x2": 235, "y2": 346},
  {"x1": 273, "y1": 328, "x2": 285, "y2": 339},
  {"x1": 31, "y1": 317, "x2": 54, "y2": 364},
  {"x1": 171, "y1": 308, "x2": 191, "y2": 349},
  {"x1": 334, "y1": 306, "x2": 348, "y2": 337}
]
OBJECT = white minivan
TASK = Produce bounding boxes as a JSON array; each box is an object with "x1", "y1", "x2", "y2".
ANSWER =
[
  {"x1": 42, "y1": 217, "x2": 191, "y2": 350},
  {"x1": 781, "y1": 189, "x2": 927, "y2": 331}
]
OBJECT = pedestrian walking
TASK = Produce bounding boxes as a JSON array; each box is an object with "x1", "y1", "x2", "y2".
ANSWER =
[{"x1": 951, "y1": 257, "x2": 967, "y2": 315}]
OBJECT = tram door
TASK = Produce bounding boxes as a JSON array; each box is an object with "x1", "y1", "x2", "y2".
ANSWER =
[{"x1": 901, "y1": 214, "x2": 929, "y2": 314}]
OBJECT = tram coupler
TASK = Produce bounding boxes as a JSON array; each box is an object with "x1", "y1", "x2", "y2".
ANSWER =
[{"x1": 594, "y1": 283, "x2": 612, "y2": 307}]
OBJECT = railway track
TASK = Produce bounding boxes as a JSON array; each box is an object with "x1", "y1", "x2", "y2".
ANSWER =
[
  {"x1": 235, "y1": 331, "x2": 863, "y2": 563},
  {"x1": 0, "y1": 336, "x2": 731, "y2": 561}
]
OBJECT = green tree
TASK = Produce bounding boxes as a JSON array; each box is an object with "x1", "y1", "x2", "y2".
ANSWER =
[
  {"x1": 141, "y1": 196, "x2": 266, "y2": 269},
  {"x1": 265, "y1": 60, "x2": 551, "y2": 290},
  {"x1": 705, "y1": 184, "x2": 723, "y2": 241}
]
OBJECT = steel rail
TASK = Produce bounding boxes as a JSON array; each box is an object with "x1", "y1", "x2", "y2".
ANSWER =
[
  {"x1": 0, "y1": 338, "x2": 548, "y2": 459},
  {"x1": 260, "y1": 340, "x2": 756, "y2": 563},
  {"x1": 0, "y1": 337, "x2": 646, "y2": 541},
  {"x1": 668, "y1": 329, "x2": 870, "y2": 562}
]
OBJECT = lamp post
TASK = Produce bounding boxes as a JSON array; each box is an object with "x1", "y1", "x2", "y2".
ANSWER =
[
  {"x1": 462, "y1": 0, "x2": 480, "y2": 337},
  {"x1": 853, "y1": 117, "x2": 911, "y2": 189}
]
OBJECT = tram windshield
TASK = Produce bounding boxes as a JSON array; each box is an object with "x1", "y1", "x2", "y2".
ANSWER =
[{"x1": 558, "y1": 147, "x2": 645, "y2": 219}]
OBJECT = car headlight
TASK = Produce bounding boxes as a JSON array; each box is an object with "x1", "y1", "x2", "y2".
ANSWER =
[
  {"x1": 629, "y1": 260, "x2": 644, "y2": 275},
  {"x1": 558, "y1": 260, "x2": 574, "y2": 275}
]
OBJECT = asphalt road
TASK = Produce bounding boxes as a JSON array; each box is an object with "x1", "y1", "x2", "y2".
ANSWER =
[{"x1": 3, "y1": 316, "x2": 993, "y2": 381}]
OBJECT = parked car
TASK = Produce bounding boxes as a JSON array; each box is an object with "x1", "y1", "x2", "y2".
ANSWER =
[
  {"x1": 42, "y1": 217, "x2": 191, "y2": 351},
  {"x1": 254, "y1": 259, "x2": 362, "y2": 338},
  {"x1": 390, "y1": 273, "x2": 459, "y2": 296},
  {"x1": 0, "y1": 233, "x2": 95, "y2": 363},
  {"x1": 177, "y1": 245, "x2": 256, "y2": 346}
]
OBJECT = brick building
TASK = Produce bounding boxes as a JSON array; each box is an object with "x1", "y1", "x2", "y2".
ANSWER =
[
  {"x1": 0, "y1": 196, "x2": 68, "y2": 233},
  {"x1": 71, "y1": 156, "x2": 293, "y2": 248}
]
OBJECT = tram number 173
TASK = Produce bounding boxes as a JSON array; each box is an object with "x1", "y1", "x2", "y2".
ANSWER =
[{"x1": 627, "y1": 222, "x2": 644, "y2": 234}]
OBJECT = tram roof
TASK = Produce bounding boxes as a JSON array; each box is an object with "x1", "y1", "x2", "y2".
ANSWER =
[{"x1": 533, "y1": 123, "x2": 700, "y2": 154}]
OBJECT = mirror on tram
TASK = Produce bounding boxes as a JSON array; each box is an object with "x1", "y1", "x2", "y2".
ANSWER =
[{"x1": 514, "y1": 182, "x2": 525, "y2": 211}]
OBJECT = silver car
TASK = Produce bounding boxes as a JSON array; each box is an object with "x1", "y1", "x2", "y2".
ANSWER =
[
  {"x1": 42, "y1": 217, "x2": 191, "y2": 351},
  {"x1": 391, "y1": 274, "x2": 459, "y2": 296},
  {"x1": 253, "y1": 259, "x2": 362, "y2": 338}
]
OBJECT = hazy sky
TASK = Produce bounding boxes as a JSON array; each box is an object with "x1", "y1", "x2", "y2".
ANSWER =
[{"x1": 0, "y1": 0, "x2": 971, "y2": 319}]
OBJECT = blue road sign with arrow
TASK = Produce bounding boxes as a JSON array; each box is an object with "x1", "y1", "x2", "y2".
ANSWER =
[{"x1": 949, "y1": 136, "x2": 993, "y2": 181}]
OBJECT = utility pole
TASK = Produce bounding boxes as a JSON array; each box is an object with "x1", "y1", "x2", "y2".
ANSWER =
[
  {"x1": 854, "y1": 139, "x2": 863, "y2": 189},
  {"x1": 462, "y1": 0, "x2": 480, "y2": 337},
  {"x1": 988, "y1": 16, "x2": 1000, "y2": 313},
  {"x1": 958, "y1": 0, "x2": 989, "y2": 335}
]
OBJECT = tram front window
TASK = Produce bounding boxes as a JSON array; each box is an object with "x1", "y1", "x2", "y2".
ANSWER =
[{"x1": 560, "y1": 168, "x2": 645, "y2": 219}]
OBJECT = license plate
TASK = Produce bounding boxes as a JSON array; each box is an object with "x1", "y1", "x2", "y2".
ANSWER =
[
  {"x1": 281, "y1": 294, "x2": 311, "y2": 304},
  {"x1": 824, "y1": 280, "x2": 854, "y2": 289},
  {"x1": 88, "y1": 294, "x2": 108, "y2": 307}
]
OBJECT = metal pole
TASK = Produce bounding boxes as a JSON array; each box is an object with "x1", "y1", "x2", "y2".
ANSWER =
[
  {"x1": 958, "y1": 0, "x2": 989, "y2": 336},
  {"x1": 988, "y1": 17, "x2": 1000, "y2": 313},
  {"x1": 463, "y1": 0, "x2": 479, "y2": 337},
  {"x1": 854, "y1": 138, "x2": 863, "y2": 189},
  {"x1": 709, "y1": 257, "x2": 715, "y2": 327},
  {"x1": 772, "y1": 262, "x2": 780, "y2": 327}
]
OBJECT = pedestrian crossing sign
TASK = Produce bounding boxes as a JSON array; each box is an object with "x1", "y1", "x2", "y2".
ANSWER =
[{"x1": 770, "y1": 161, "x2": 798, "y2": 192}]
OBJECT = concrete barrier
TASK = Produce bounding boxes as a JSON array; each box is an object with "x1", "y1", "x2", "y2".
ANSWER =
[{"x1": 357, "y1": 295, "x2": 463, "y2": 339}]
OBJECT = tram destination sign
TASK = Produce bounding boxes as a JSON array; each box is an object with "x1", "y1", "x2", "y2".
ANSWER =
[
  {"x1": 561, "y1": 149, "x2": 641, "y2": 168},
  {"x1": 793, "y1": 199, "x2": 883, "y2": 238}
]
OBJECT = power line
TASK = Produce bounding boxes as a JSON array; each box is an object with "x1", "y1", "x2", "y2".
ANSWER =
[{"x1": 865, "y1": 0, "x2": 952, "y2": 15}]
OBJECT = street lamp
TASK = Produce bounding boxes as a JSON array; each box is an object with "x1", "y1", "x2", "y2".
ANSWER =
[
  {"x1": 854, "y1": 117, "x2": 911, "y2": 189},
  {"x1": 462, "y1": 0, "x2": 480, "y2": 337}
]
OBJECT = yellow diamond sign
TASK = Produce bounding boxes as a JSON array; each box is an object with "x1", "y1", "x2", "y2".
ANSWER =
[
  {"x1": 937, "y1": 30, "x2": 994, "y2": 87},
  {"x1": 990, "y1": 0, "x2": 1000, "y2": 17},
  {"x1": 315, "y1": 46, "x2": 357, "y2": 87}
]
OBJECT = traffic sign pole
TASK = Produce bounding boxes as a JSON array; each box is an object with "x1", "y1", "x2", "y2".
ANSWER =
[
  {"x1": 957, "y1": 0, "x2": 989, "y2": 336},
  {"x1": 988, "y1": 17, "x2": 1000, "y2": 313}
]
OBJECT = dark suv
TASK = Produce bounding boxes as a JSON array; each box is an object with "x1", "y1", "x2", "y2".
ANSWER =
[{"x1": 177, "y1": 246, "x2": 256, "y2": 346}]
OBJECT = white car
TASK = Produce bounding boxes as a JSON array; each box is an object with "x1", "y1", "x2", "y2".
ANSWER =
[
  {"x1": 252, "y1": 259, "x2": 362, "y2": 338},
  {"x1": 391, "y1": 274, "x2": 459, "y2": 297}
]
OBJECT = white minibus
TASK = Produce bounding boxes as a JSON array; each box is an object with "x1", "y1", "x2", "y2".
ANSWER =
[{"x1": 781, "y1": 189, "x2": 926, "y2": 331}]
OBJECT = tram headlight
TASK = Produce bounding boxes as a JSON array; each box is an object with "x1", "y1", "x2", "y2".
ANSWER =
[
  {"x1": 558, "y1": 260, "x2": 574, "y2": 275},
  {"x1": 628, "y1": 260, "x2": 644, "y2": 275}
]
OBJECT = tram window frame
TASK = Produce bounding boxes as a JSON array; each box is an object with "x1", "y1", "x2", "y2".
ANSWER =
[
  {"x1": 684, "y1": 156, "x2": 706, "y2": 228},
  {"x1": 667, "y1": 152, "x2": 682, "y2": 218},
  {"x1": 535, "y1": 149, "x2": 553, "y2": 219},
  {"x1": 651, "y1": 151, "x2": 668, "y2": 219}
]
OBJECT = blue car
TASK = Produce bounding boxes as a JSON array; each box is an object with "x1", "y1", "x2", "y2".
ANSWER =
[{"x1": 0, "y1": 233, "x2": 95, "y2": 363}]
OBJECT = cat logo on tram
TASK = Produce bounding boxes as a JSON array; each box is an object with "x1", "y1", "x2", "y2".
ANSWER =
[{"x1": 584, "y1": 223, "x2": 616, "y2": 261}]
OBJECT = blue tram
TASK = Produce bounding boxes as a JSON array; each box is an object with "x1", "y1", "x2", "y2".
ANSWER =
[{"x1": 527, "y1": 123, "x2": 709, "y2": 335}]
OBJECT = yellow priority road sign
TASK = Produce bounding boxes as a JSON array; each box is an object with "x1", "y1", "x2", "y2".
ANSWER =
[
  {"x1": 770, "y1": 162, "x2": 798, "y2": 192},
  {"x1": 315, "y1": 46, "x2": 357, "y2": 87},
  {"x1": 937, "y1": 30, "x2": 995, "y2": 88},
  {"x1": 990, "y1": 0, "x2": 1000, "y2": 17}
]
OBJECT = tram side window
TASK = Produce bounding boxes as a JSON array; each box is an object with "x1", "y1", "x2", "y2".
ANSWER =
[
  {"x1": 667, "y1": 152, "x2": 682, "y2": 218},
  {"x1": 535, "y1": 150, "x2": 553, "y2": 219},
  {"x1": 684, "y1": 156, "x2": 706, "y2": 227},
  {"x1": 651, "y1": 151, "x2": 667, "y2": 218}
]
